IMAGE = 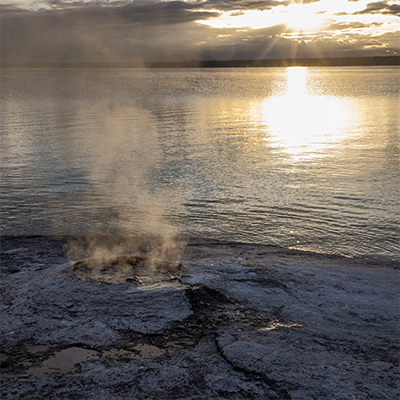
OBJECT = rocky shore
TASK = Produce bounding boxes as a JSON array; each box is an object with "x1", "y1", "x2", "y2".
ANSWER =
[{"x1": 1, "y1": 236, "x2": 399, "y2": 399}]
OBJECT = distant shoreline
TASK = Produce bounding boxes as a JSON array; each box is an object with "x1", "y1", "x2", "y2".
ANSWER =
[{"x1": 2, "y1": 56, "x2": 399, "y2": 69}]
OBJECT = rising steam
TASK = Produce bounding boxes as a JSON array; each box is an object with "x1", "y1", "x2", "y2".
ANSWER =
[{"x1": 67, "y1": 104, "x2": 184, "y2": 264}]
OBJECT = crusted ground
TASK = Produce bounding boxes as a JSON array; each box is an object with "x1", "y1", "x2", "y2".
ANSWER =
[{"x1": 1, "y1": 236, "x2": 399, "y2": 399}]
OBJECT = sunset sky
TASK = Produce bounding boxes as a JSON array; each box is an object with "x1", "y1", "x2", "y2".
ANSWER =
[{"x1": 1, "y1": 0, "x2": 399, "y2": 63}]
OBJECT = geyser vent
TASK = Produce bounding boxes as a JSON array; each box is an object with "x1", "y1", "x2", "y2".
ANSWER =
[{"x1": 72, "y1": 256, "x2": 186, "y2": 286}]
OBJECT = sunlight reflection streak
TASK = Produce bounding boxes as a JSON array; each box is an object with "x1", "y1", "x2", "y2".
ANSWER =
[{"x1": 262, "y1": 67, "x2": 358, "y2": 161}]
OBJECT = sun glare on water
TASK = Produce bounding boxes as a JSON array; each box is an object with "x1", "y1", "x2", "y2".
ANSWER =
[{"x1": 262, "y1": 67, "x2": 357, "y2": 160}]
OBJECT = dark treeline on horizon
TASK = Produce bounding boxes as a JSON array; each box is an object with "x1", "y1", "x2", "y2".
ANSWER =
[{"x1": 2, "y1": 56, "x2": 399, "y2": 69}]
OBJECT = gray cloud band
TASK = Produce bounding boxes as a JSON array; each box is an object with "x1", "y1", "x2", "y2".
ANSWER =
[{"x1": 1, "y1": 0, "x2": 398, "y2": 64}]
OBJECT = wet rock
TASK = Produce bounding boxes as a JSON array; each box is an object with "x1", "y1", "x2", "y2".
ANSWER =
[{"x1": 1, "y1": 236, "x2": 399, "y2": 399}]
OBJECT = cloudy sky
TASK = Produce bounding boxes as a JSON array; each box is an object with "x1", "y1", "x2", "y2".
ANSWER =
[{"x1": 1, "y1": 0, "x2": 399, "y2": 63}]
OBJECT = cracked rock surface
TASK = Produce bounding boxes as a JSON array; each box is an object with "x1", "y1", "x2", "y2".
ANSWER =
[{"x1": 1, "y1": 236, "x2": 399, "y2": 399}]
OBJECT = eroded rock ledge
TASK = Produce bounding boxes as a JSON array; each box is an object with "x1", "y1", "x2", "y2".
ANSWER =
[{"x1": 1, "y1": 236, "x2": 399, "y2": 399}]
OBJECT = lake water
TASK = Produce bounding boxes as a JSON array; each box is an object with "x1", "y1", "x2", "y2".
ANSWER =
[{"x1": 1, "y1": 67, "x2": 399, "y2": 260}]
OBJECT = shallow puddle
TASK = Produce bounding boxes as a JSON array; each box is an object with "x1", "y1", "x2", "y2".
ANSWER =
[
  {"x1": 26, "y1": 347, "x2": 98, "y2": 379},
  {"x1": 25, "y1": 343, "x2": 166, "y2": 379}
]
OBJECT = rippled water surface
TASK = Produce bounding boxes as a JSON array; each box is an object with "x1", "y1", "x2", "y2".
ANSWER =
[{"x1": 1, "y1": 67, "x2": 399, "y2": 259}]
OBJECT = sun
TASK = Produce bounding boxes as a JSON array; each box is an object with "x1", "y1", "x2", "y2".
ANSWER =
[
  {"x1": 196, "y1": 3, "x2": 325, "y2": 32},
  {"x1": 282, "y1": 3, "x2": 324, "y2": 32}
]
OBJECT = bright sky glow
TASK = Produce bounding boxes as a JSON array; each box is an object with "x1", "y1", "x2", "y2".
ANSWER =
[
  {"x1": 196, "y1": 0, "x2": 400, "y2": 35},
  {"x1": 284, "y1": 4, "x2": 325, "y2": 31},
  {"x1": 197, "y1": 3, "x2": 326, "y2": 32}
]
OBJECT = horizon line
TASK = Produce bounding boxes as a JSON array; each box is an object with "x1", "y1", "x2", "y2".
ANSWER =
[{"x1": 2, "y1": 56, "x2": 399, "y2": 69}]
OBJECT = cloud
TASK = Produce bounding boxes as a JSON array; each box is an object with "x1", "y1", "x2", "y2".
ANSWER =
[
  {"x1": 0, "y1": 0, "x2": 292, "y2": 29},
  {"x1": 197, "y1": 0, "x2": 288, "y2": 11},
  {"x1": 353, "y1": 1, "x2": 400, "y2": 16},
  {"x1": 205, "y1": 0, "x2": 320, "y2": 10},
  {"x1": 0, "y1": 3, "x2": 222, "y2": 63},
  {"x1": 17, "y1": 0, "x2": 321, "y2": 13},
  {"x1": 323, "y1": 21, "x2": 383, "y2": 31},
  {"x1": 39, "y1": 0, "x2": 291, "y2": 12},
  {"x1": 61, "y1": 2, "x2": 220, "y2": 24},
  {"x1": 0, "y1": 4, "x2": 27, "y2": 12},
  {"x1": 1, "y1": 0, "x2": 398, "y2": 64}
]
